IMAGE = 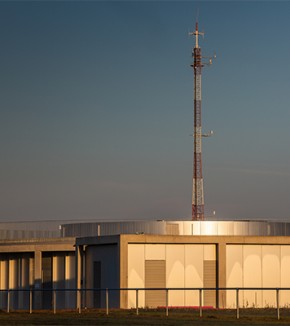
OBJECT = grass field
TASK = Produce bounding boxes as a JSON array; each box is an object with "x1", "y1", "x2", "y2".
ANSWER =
[{"x1": 0, "y1": 308, "x2": 290, "y2": 325}]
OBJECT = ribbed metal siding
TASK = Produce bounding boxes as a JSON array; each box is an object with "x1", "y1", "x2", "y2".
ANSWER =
[
  {"x1": 61, "y1": 220, "x2": 290, "y2": 238},
  {"x1": 203, "y1": 260, "x2": 216, "y2": 307},
  {"x1": 2, "y1": 219, "x2": 290, "y2": 240},
  {"x1": 0, "y1": 230, "x2": 60, "y2": 240},
  {"x1": 145, "y1": 260, "x2": 166, "y2": 307},
  {"x1": 165, "y1": 223, "x2": 179, "y2": 235}
]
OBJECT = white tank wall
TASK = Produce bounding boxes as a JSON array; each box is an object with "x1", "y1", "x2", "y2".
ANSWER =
[
  {"x1": 226, "y1": 245, "x2": 290, "y2": 308},
  {"x1": 127, "y1": 244, "x2": 216, "y2": 308},
  {"x1": 62, "y1": 220, "x2": 290, "y2": 237}
]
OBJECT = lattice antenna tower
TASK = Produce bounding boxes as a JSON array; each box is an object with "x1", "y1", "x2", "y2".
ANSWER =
[{"x1": 189, "y1": 22, "x2": 214, "y2": 221}]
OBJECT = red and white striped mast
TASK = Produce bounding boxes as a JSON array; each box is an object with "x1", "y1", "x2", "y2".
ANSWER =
[{"x1": 189, "y1": 22, "x2": 213, "y2": 221}]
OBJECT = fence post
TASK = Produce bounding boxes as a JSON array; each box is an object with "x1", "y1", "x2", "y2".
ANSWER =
[
  {"x1": 77, "y1": 289, "x2": 81, "y2": 314},
  {"x1": 7, "y1": 290, "x2": 10, "y2": 313},
  {"x1": 165, "y1": 289, "x2": 169, "y2": 317},
  {"x1": 53, "y1": 290, "x2": 56, "y2": 314},
  {"x1": 199, "y1": 289, "x2": 202, "y2": 317},
  {"x1": 276, "y1": 288, "x2": 280, "y2": 320},
  {"x1": 136, "y1": 289, "x2": 139, "y2": 315},
  {"x1": 29, "y1": 289, "x2": 33, "y2": 314},
  {"x1": 106, "y1": 288, "x2": 109, "y2": 315},
  {"x1": 236, "y1": 288, "x2": 239, "y2": 319}
]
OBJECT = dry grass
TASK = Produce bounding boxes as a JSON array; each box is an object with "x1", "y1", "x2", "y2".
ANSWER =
[{"x1": 0, "y1": 308, "x2": 290, "y2": 325}]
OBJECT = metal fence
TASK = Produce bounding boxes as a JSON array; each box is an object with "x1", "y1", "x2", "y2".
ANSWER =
[{"x1": 0, "y1": 287, "x2": 289, "y2": 320}]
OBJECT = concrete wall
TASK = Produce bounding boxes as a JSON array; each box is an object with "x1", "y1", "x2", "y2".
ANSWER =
[
  {"x1": 226, "y1": 245, "x2": 290, "y2": 308},
  {"x1": 127, "y1": 243, "x2": 216, "y2": 308},
  {"x1": 85, "y1": 244, "x2": 120, "y2": 308},
  {"x1": 0, "y1": 238, "x2": 75, "y2": 310},
  {"x1": 120, "y1": 235, "x2": 290, "y2": 309},
  {"x1": 0, "y1": 253, "x2": 33, "y2": 310},
  {"x1": 3, "y1": 234, "x2": 290, "y2": 311},
  {"x1": 0, "y1": 251, "x2": 76, "y2": 310},
  {"x1": 52, "y1": 252, "x2": 76, "y2": 309}
]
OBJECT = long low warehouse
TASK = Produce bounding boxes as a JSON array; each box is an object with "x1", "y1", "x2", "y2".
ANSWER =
[{"x1": 1, "y1": 220, "x2": 290, "y2": 310}]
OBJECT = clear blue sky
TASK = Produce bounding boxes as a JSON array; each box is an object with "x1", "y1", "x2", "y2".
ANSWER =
[{"x1": 0, "y1": 1, "x2": 290, "y2": 221}]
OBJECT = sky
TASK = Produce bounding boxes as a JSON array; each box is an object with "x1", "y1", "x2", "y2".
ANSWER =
[{"x1": 0, "y1": 1, "x2": 290, "y2": 222}]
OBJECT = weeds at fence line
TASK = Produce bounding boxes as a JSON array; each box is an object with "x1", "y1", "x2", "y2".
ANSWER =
[{"x1": 0, "y1": 309, "x2": 289, "y2": 325}]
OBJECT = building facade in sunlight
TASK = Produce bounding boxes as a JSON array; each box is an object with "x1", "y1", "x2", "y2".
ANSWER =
[{"x1": 1, "y1": 220, "x2": 290, "y2": 310}]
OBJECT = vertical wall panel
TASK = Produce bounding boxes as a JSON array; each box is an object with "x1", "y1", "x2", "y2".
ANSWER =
[
  {"x1": 226, "y1": 245, "x2": 243, "y2": 308},
  {"x1": 204, "y1": 245, "x2": 216, "y2": 260},
  {"x1": 281, "y1": 246, "x2": 290, "y2": 307},
  {"x1": 29, "y1": 256, "x2": 34, "y2": 288},
  {"x1": 34, "y1": 251, "x2": 42, "y2": 310},
  {"x1": 184, "y1": 245, "x2": 203, "y2": 306},
  {"x1": 19, "y1": 255, "x2": 30, "y2": 309},
  {"x1": 243, "y1": 245, "x2": 262, "y2": 307},
  {"x1": 166, "y1": 245, "x2": 185, "y2": 306},
  {"x1": 0, "y1": 260, "x2": 8, "y2": 290},
  {"x1": 128, "y1": 244, "x2": 145, "y2": 308},
  {"x1": 9, "y1": 258, "x2": 18, "y2": 309},
  {"x1": 53, "y1": 254, "x2": 65, "y2": 309},
  {"x1": 9, "y1": 258, "x2": 17, "y2": 288},
  {"x1": 145, "y1": 245, "x2": 165, "y2": 260},
  {"x1": 262, "y1": 246, "x2": 280, "y2": 307},
  {"x1": 0, "y1": 259, "x2": 9, "y2": 309},
  {"x1": 42, "y1": 254, "x2": 52, "y2": 309},
  {"x1": 65, "y1": 254, "x2": 75, "y2": 309}
]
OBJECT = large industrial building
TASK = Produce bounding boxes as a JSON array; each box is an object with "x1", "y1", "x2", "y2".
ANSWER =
[{"x1": 1, "y1": 219, "x2": 290, "y2": 310}]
